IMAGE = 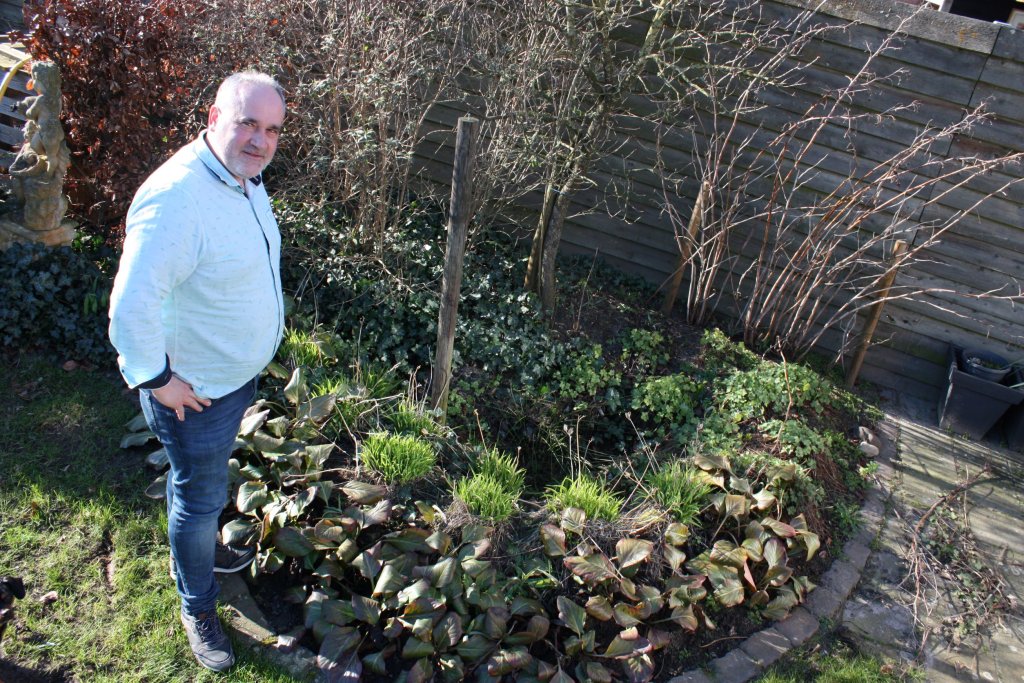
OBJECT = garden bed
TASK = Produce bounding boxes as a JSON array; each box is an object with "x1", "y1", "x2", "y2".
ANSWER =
[{"x1": 182, "y1": 213, "x2": 883, "y2": 682}]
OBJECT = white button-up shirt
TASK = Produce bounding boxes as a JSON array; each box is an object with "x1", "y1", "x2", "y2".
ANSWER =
[{"x1": 109, "y1": 133, "x2": 284, "y2": 399}]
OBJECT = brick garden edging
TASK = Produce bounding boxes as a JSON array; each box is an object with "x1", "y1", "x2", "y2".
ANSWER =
[{"x1": 216, "y1": 421, "x2": 897, "y2": 682}]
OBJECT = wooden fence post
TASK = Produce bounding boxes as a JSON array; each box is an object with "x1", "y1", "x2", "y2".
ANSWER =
[
  {"x1": 661, "y1": 180, "x2": 710, "y2": 316},
  {"x1": 431, "y1": 116, "x2": 480, "y2": 419},
  {"x1": 845, "y1": 239, "x2": 908, "y2": 388}
]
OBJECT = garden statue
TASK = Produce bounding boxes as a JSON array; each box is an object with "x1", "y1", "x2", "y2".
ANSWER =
[{"x1": 0, "y1": 60, "x2": 76, "y2": 249}]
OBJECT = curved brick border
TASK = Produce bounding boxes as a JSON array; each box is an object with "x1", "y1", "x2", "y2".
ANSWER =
[{"x1": 215, "y1": 421, "x2": 897, "y2": 682}]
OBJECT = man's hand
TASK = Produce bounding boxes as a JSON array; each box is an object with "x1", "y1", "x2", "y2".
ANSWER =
[{"x1": 152, "y1": 376, "x2": 212, "y2": 421}]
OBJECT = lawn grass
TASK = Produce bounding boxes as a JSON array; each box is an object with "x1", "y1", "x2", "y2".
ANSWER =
[
  {"x1": 0, "y1": 353, "x2": 302, "y2": 682},
  {"x1": 757, "y1": 636, "x2": 920, "y2": 682}
]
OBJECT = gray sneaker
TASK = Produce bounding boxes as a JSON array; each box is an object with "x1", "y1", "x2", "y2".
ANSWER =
[
  {"x1": 170, "y1": 543, "x2": 256, "y2": 581},
  {"x1": 180, "y1": 609, "x2": 235, "y2": 672}
]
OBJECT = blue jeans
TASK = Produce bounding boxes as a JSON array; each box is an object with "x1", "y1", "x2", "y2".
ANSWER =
[{"x1": 140, "y1": 377, "x2": 257, "y2": 616}]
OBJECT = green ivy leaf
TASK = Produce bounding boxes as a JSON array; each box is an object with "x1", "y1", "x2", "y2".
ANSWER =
[
  {"x1": 584, "y1": 661, "x2": 614, "y2": 682},
  {"x1": 561, "y1": 507, "x2": 586, "y2": 535},
  {"x1": 455, "y1": 634, "x2": 494, "y2": 664},
  {"x1": 298, "y1": 393, "x2": 336, "y2": 423},
  {"x1": 670, "y1": 605, "x2": 698, "y2": 632},
  {"x1": 664, "y1": 522, "x2": 690, "y2": 546},
  {"x1": 351, "y1": 594, "x2": 381, "y2": 626},
  {"x1": 432, "y1": 611, "x2": 463, "y2": 649},
  {"x1": 401, "y1": 636, "x2": 435, "y2": 659},
  {"x1": 585, "y1": 595, "x2": 614, "y2": 621},
  {"x1": 318, "y1": 625, "x2": 359, "y2": 665}
]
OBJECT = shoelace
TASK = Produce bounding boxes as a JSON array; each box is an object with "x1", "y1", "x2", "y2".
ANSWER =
[{"x1": 193, "y1": 615, "x2": 222, "y2": 641}]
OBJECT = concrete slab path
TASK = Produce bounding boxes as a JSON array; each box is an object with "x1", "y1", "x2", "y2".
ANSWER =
[{"x1": 840, "y1": 391, "x2": 1024, "y2": 682}]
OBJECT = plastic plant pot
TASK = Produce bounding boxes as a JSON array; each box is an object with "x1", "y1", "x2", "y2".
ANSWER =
[
  {"x1": 938, "y1": 345, "x2": 1024, "y2": 440},
  {"x1": 962, "y1": 348, "x2": 1012, "y2": 383}
]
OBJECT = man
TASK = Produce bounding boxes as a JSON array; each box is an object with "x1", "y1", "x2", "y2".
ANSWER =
[{"x1": 109, "y1": 71, "x2": 286, "y2": 672}]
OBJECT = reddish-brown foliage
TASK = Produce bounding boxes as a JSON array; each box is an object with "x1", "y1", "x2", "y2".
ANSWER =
[{"x1": 22, "y1": 0, "x2": 226, "y2": 240}]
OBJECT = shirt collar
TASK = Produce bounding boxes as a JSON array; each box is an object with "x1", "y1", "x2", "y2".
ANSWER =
[{"x1": 193, "y1": 132, "x2": 262, "y2": 192}]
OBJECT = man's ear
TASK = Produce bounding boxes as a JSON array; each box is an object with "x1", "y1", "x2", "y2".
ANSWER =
[{"x1": 208, "y1": 104, "x2": 221, "y2": 130}]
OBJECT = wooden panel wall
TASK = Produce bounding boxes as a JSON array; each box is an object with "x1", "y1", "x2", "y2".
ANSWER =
[{"x1": 412, "y1": 0, "x2": 1024, "y2": 401}]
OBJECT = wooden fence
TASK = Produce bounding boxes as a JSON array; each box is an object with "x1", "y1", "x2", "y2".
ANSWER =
[{"x1": 413, "y1": 0, "x2": 1024, "y2": 402}]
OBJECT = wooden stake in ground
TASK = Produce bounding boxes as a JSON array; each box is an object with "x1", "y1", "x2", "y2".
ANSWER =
[
  {"x1": 431, "y1": 116, "x2": 480, "y2": 419},
  {"x1": 661, "y1": 180, "x2": 710, "y2": 316},
  {"x1": 845, "y1": 239, "x2": 908, "y2": 388}
]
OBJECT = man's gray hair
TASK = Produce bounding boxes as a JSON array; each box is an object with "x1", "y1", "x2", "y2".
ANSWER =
[{"x1": 216, "y1": 71, "x2": 286, "y2": 108}]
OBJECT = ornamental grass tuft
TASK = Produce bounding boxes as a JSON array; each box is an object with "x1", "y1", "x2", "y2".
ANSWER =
[
  {"x1": 361, "y1": 432, "x2": 436, "y2": 484},
  {"x1": 545, "y1": 473, "x2": 622, "y2": 522}
]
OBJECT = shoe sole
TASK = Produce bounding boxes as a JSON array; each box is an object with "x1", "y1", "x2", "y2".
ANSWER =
[{"x1": 170, "y1": 557, "x2": 254, "y2": 581}]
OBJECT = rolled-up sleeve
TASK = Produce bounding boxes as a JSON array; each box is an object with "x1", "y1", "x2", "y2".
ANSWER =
[{"x1": 108, "y1": 184, "x2": 202, "y2": 388}]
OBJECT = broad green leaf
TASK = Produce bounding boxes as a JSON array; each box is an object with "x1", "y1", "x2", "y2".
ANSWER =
[
  {"x1": 762, "y1": 586, "x2": 799, "y2": 620},
  {"x1": 731, "y1": 477, "x2": 751, "y2": 495},
  {"x1": 407, "y1": 657, "x2": 433, "y2": 683},
  {"x1": 707, "y1": 564, "x2": 745, "y2": 607},
  {"x1": 670, "y1": 605, "x2": 698, "y2": 632},
  {"x1": 264, "y1": 415, "x2": 289, "y2": 437},
  {"x1": 274, "y1": 526, "x2": 315, "y2": 557},
  {"x1": 437, "y1": 654, "x2": 465, "y2": 682},
  {"x1": 352, "y1": 546, "x2": 382, "y2": 582},
  {"x1": 584, "y1": 662, "x2": 614, "y2": 683},
  {"x1": 505, "y1": 614, "x2": 550, "y2": 645},
  {"x1": 313, "y1": 519, "x2": 347, "y2": 545},
  {"x1": 484, "y1": 606, "x2": 510, "y2": 640},
  {"x1": 401, "y1": 637, "x2": 435, "y2": 660},
  {"x1": 259, "y1": 548, "x2": 285, "y2": 573},
  {"x1": 413, "y1": 557, "x2": 457, "y2": 588},
  {"x1": 664, "y1": 545, "x2": 687, "y2": 574},
  {"x1": 550, "y1": 668, "x2": 576, "y2": 683},
  {"x1": 323, "y1": 599, "x2": 355, "y2": 626},
  {"x1": 761, "y1": 517, "x2": 797, "y2": 538},
  {"x1": 383, "y1": 527, "x2": 432, "y2": 553},
  {"x1": 284, "y1": 367, "x2": 306, "y2": 405},
  {"x1": 287, "y1": 486, "x2": 317, "y2": 518},
  {"x1": 710, "y1": 540, "x2": 746, "y2": 568},
  {"x1": 298, "y1": 393, "x2": 336, "y2": 424},
  {"x1": 238, "y1": 409, "x2": 269, "y2": 437},
  {"x1": 124, "y1": 412, "x2": 149, "y2": 432},
  {"x1": 556, "y1": 596, "x2": 587, "y2": 636},
  {"x1": 372, "y1": 563, "x2": 405, "y2": 597},
  {"x1": 585, "y1": 596, "x2": 614, "y2": 621},
  {"x1": 145, "y1": 447, "x2": 168, "y2": 468},
  {"x1": 318, "y1": 625, "x2": 359, "y2": 665},
  {"x1": 768, "y1": 462, "x2": 798, "y2": 482},
  {"x1": 798, "y1": 530, "x2": 821, "y2": 561},
  {"x1": 612, "y1": 603, "x2": 643, "y2": 628},
  {"x1": 509, "y1": 596, "x2": 545, "y2": 617},
  {"x1": 252, "y1": 430, "x2": 286, "y2": 453},
  {"x1": 749, "y1": 589, "x2": 770, "y2": 607},
  {"x1": 753, "y1": 487, "x2": 777, "y2": 511},
  {"x1": 426, "y1": 529, "x2": 452, "y2": 554},
  {"x1": 455, "y1": 634, "x2": 494, "y2": 664},
  {"x1": 351, "y1": 594, "x2": 381, "y2": 625},
  {"x1": 236, "y1": 481, "x2": 268, "y2": 514},
  {"x1": 487, "y1": 647, "x2": 532, "y2": 676},
  {"x1": 432, "y1": 611, "x2": 463, "y2": 649},
  {"x1": 763, "y1": 538, "x2": 793, "y2": 587},
  {"x1": 561, "y1": 507, "x2": 586, "y2": 535},
  {"x1": 342, "y1": 480, "x2": 384, "y2": 506},
  {"x1": 723, "y1": 493, "x2": 750, "y2": 520},
  {"x1": 664, "y1": 522, "x2": 690, "y2": 546},
  {"x1": 313, "y1": 558, "x2": 345, "y2": 580},
  {"x1": 540, "y1": 523, "x2": 567, "y2": 557},
  {"x1": 620, "y1": 653, "x2": 655, "y2": 683},
  {"x1": 265, "y1": 360, "x2": 289, "y2": 379},
  {"x1": 564, "y1": 552, "x2": 617, "y2": 585},
  {"x1": 693, "y1": 452, "x2": 731, "y2": 473},
  {"x1": 741, "y1": 537, "x2": 764, "y2": 563},
  {"x1": 363, "y1": 650, "x2": 388, "y2": 675},
  {"x1": 120, "y1": 430, "x2": 155, "y2": 448},
  {"x1": 462, "y1": 524, "x2": 491, "y2": 543},
  {"x1": 603, "y1": 630, "x2": 642, "y2": 658},
  {"x1": 221, "y1": 518, "x2": 256, "y2": 546},
  {"x1": 306, "y1": 443, "x2": 333, "y2": 468},
  {"x1": 615, "y1": 539, "x2": 654, "y2": 569}
]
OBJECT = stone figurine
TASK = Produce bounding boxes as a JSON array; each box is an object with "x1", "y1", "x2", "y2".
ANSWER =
[{"x1": 0, "y1": 60, "x2": 75, "y2": 248}]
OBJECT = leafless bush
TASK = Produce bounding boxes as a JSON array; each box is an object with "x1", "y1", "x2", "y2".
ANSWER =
[{"x1": 659, "y1": 6, "x2": 1024, "y2": 357}]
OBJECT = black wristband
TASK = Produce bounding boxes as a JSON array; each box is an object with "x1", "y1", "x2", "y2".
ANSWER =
[{"x1": 136, "y1": 356, "x2": 172, "y2": 390}]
